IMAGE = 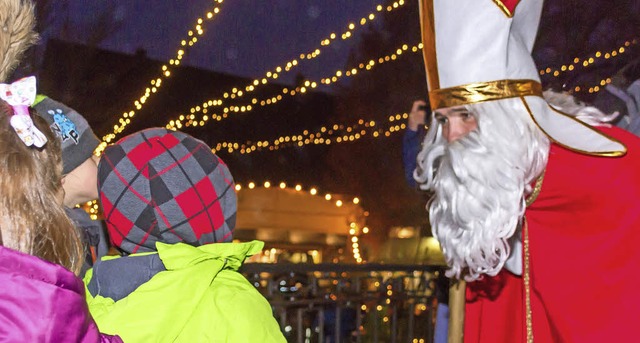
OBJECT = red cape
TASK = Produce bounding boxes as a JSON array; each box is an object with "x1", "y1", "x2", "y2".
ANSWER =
[{"x1": 464, "y1": 126, "x2": 640, "y2": 343}]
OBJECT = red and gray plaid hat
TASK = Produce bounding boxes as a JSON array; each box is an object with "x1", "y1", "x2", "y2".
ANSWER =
[{"x1": 98, "y1": 128, "x2": 236, "y2": 254}]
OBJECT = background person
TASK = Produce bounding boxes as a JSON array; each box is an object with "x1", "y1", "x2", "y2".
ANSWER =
[
  {"x1": 32, "y1": 96, "x2": 109, "y2": 275},
  {"x1": 594, "y1": 59, "x2": 640, "y2": 136},
  {"x1": 0, "y1": 76, "x2": 121, "y2": 343},
  {"x1": 402, "y1": 99, "x2": 450, "y2": 343},
  {"x1": 402, "y1": 99, "x2": 429, "y2": 188},
  {"x1": 0, "y1": 0, "x2": 108, "y2": 276}
]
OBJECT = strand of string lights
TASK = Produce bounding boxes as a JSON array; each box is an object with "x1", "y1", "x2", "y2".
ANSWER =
[
  {"x1": 215, "y1": 59, "x2": 634, "y2": 155},
  {"x1": 165, "y1": 0, "x2": 409, "y2": 130},
  {"x1": 167, "y1": 41, "x2": 422, "y2": 130},
  {"x1": 210, "y1": 51, "x2": 635, "y2": 156},
  {"x1": 575, "y1": 76, "x2": 613, "y2": 94},
  {"x1": 235, "y1": 181, "x2": 369, "y2": 263},
  {"x1": 98, "y1": 0, "x2": 226, "y2": 153},
  {"x1": 167, "y1": 37, "x2": 636, "y2": 130},
  {"x1": 104, "y1": 32, "x2": 634, "y2": 155},
  {"x1": 87, "y1": 0, "x2": 227, "y2": 216},
  {"x1": 104, "y1": 2, "x2": 632, "y2": 142},
  {"x1": 540, "y1": 38, "x2": 638, "y2": 93},
  {"x1": 211, "y1": 111, "x2": 409, "y2": 155},
  {"x1": 177, "y1": 41, "x2": 637, "y2": 155},
  {"x1": 214, "y1": 56, "x2": 635, "y2": 155},
  {"x1": 100, "y1": 7, "x2": 633, "y2": 147},
  {"x1": 87, "y1": 0, "x2": 411, "y2": 223}
]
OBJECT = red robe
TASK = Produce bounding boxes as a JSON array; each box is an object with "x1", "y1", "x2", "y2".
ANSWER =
[{"x1": 464, "y1": 126, "x2": 640, "y2": 343}]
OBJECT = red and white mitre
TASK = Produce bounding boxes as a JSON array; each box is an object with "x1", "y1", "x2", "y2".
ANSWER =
[{"x1": 419, "y1": 0, "x2": 626, "y2": 156}]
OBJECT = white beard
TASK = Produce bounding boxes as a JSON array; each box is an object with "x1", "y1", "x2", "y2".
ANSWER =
[{"x1": 414, "y1": 97, "x2": 550, "y2": 281}]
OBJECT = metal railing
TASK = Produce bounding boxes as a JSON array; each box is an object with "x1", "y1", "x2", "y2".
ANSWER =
[{"x1": 241, "y1": 263, "x2": 445, "y2": 343}]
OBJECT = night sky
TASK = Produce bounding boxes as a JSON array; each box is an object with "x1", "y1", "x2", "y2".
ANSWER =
[
  {"x1": 45, "y1": 0, "x2": 383, "y2": 85},
  {"x1": 42, "y1": 0, "x2": 640, "y2": 94}
]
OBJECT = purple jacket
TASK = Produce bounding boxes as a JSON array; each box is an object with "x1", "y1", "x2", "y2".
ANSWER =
[{"x1": 0, "y1": 246, "x2": 122, "y2": 343}]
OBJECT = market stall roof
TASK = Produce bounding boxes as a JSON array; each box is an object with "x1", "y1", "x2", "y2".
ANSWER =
[{"x1": 236, "y1": 187, "x2": 366, "y2": 236}]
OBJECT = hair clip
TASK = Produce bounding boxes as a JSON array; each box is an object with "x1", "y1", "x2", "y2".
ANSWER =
[{"x1": 0, "y1": 76, "x2": 47, "y2": 148}]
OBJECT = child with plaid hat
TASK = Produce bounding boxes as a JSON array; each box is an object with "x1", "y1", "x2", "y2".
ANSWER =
[{"x1": 84, "y1": 128, "x2": 286, "y2": 342}]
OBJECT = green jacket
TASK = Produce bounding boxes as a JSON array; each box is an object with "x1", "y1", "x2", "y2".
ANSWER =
[{"x1": 84, "y1": 241, "x2": 285, "y2": 342}]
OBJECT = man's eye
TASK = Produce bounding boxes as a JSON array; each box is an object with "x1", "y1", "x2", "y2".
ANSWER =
[
  {"x1": 461, "y1": 112, "x2": 472, "y2": 119},
  {"x1": 435, "y1": 116, "x2": 448, "y2": 124}
]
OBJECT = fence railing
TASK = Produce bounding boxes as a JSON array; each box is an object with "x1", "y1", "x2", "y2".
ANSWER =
[{"x1": 240, "y1": 263, "x2": 445, "y2": 343}]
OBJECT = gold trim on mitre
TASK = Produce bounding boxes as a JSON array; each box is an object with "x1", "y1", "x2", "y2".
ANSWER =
[
  {"x1": 419, "y1": 0, "x2": 439, "y2": 91},
  {"x1": 492, "y1": 0, "x2": 516, "y2": 18},
  {"x1": 520, "y1": 96, "x2": 627, "y2": 157},
  {"x1": 429, "y1": 79, "x2": 542, "y2": 110}
]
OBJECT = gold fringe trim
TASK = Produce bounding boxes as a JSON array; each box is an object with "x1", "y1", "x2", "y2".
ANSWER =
[
  {"x1": 492, "y1": 0, "x2": 515, "y2": 18},
  {"x1": 429, "y1": 79, "x2": 542, "y2": 110},
  {"x1": 525, "y1": 171, "x2": 545, "y2": 207},
  {"x1": 524, "y1": 218, "x2": 534, "y2": 343},
  {"x1": 520, "y1": 97, "x2": 627, "y2": 157}
]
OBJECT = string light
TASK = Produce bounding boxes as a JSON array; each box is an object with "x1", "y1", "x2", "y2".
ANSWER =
[
  {"x1": 573, "y1": 76, "x2": 613, "y2": 94},
  {"x1": 207, "y1": 44, "x2": 631, "y2": 155},
  {"x1": 561, "y1": 40, "x2": 636, "y2": 94},
  {"x1": 167, "y1": 41, "x2": 422, "y2": 130},
  {"x1": 98, "y1": 0, "x2": 226, "y2": 152},
  {"x1": 348, "y1": 221, "x2": 367, "y2": 263},
  {"x1": 165, "y1": 1, "x2": 409, "y2": 130},
  {"x1": 542, "y1": 38, "x2": 637, "y2": 94},
  {"x1": 83, "y1": 200, "x2": 100, "y2": 221},
  {"x1": 157, "y1": 29, "x2": 632, "y2": 135},
  {"x1": 212, "y1": 112, "x2": 409, "y2": 154},
  {"x1": 173, "y1": 37, "x2": 639, "y2": 155},
  {"x1": 171, "y1": 36, "x2": 637, "y2": 129},
  {"x1": 236, "y1": 180, "x2": 369, "y2": 262},
  {"x1": 168, "y1": 36, "x2": 635, "y2": 131},
  {"x1": 539, "y1": 39, "x2": 637, "y2": 78},
  {"x1": 235, "y1": 181, "x2": 362, "y2": 214}
]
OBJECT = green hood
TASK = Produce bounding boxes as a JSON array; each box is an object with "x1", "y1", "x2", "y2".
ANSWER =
[{"x1": 85, "y1": 241, "x2": 285, "y2": 342}]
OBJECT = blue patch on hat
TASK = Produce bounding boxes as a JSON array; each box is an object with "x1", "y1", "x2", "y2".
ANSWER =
[{"x1": 48, "y1": 108, "x2": 79, "y2": 144}]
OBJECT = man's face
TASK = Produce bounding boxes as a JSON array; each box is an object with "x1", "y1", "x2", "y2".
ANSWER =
[
  {"x1": 417, "y1": 98, "x2": 551, "y2": 280},
  {"x1": 434, "y1": 106, "x2": 478, "y2": 142}
]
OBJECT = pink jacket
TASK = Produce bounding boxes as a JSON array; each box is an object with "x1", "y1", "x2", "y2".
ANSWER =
[{"x1": 0, "y1": 245, "x2": 122, "y2": 342}]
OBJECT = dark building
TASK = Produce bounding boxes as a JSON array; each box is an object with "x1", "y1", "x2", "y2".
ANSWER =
[{"x1": 38, "y1": 38, "x2": 338, "y2": 187}]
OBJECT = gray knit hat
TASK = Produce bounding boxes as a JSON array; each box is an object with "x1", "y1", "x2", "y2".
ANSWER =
[
  {"x1": 33, "y1": 96, "x2": 100, "y2": 174},
  {"x1": 98, "y1": 128, "x2": 236, "y2": 254}
]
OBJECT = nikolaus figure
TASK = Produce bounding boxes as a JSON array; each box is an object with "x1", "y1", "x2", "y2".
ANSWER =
[{"x1": 414, "y1": 0, "x2": 640, "y2": 342}]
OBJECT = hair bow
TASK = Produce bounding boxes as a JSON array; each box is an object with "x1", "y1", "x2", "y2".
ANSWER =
[{"x1": 0, "y1": 76, "x2": 47, "y2": 148}]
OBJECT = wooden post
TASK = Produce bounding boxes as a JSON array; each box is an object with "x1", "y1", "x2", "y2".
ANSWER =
[{"x1": 447, "y1": 279, "x2": 466, "y2": 343}]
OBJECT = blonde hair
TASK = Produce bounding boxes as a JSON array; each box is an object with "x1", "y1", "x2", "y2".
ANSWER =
[
  {"x1": 0, "y1": 101, "x2": 83, "y2": 274},
  {"x1": 0, "y1": 0, "x2": 38, "y2": 82}
]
